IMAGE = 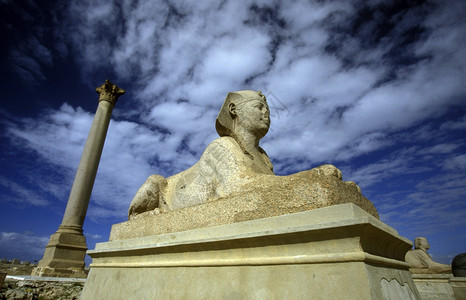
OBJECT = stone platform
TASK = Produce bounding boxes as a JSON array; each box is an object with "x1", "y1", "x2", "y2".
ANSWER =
[
  {"x1": 411, "y1": 274, "x2": 455, "y2": 300},
  {"x1": 451, "y1": 277, "x2": 466, "y2": 300},
  {"x1": 411, "y1": 274, "x2": 466, "y2": 300},
  {"x1": 81, "y1": 203, "x2": 420, "y2": 299},
  {"x1": 31, "y1": 230, "x2": 88, "y2": 278},
  {"x1": 110, "y1": 173, "x2": 378, "y2": 241}
]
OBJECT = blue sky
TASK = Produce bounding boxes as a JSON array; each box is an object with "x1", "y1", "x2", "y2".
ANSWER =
[{"x1": 0, "y1": 0, "x2": 464, "y2": 265}]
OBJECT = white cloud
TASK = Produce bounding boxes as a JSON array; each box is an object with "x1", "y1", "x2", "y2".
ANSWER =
[
  {"x1": 0, "y1": 175, "x2": 50, "y2": 206},
  {"x1": 0, "y1": 232, "x2": 49, "y2": 261},
  {"x1": 339, "y1": 130, "x2": 466, "y2": 249},
  {"x1": 440, "y1": 116, "x2": 466, "y2": 131},
  {"x1": 10, "y1": 49, "x2": 46, "y2": 83},
  {"x1": 443, "y1": 154, "x2": 466, "y2": 171},
  {"x1": 5, "y1": 104, "x2": 170, "y2": 218},
  {"x1": 420, "y1": 143, "x2": 461, "y2": 155},
  {"x1": 3, "y1": 0, "x2": 466, "y2": 252},
  {"x1": 8, "y1": 104, "x2": 92, "y2": 169},
  {"x1": 85, "y1": 233, "x2": 102, "y2": 239}
]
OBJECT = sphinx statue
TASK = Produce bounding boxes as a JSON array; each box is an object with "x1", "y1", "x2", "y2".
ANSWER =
[
  {"x1": 128, "y1": 90, "x2": 378, "y2": 219},
  {"x1": 405, "y1": 237, "x2": 451, "y2": 273}
]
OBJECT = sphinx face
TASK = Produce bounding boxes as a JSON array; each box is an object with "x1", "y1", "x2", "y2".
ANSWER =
[
  {"x1": 235, "y1": 99, "x2": 270, "y2": 138},
  {"x1": 421, "y1": 238, "x2": 430, "y2": 251}
]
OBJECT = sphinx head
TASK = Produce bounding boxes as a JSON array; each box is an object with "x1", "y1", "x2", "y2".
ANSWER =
[
  {"x1": 414, "y1": 237, "x2": 430, "y2": 251},
  {"x1": 216, "y1": 90, "x2": 270, "y2": 139}
]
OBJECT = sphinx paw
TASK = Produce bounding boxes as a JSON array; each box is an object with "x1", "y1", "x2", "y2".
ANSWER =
[
  {"x1": 313, "y1": 164, "x2": 343, "y2": 180},
  {"x1": 344, "y1": 181, "x2": 361, "y2": 194},
  {"x1": 128, "y1": 175, "x2": 167, "y2": 219}
]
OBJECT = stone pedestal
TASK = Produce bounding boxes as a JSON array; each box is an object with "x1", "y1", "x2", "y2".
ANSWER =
[
  {"x1": 450, "y1": 277, "x2": 466, "y2": 300},
  {"x1": 81, "y1": 204, "x2": 421, "y2": 299},
  {"x1": 31, "y1": 231, "x2": 88, "y2": 278},
  {"x1": 411, "y1": 274, "x2": 456, "y2": 300}
]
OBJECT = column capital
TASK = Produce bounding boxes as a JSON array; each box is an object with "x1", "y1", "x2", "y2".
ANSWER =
[{"x1": 96, "y1": 80, "x2": 125, "y2": 105}]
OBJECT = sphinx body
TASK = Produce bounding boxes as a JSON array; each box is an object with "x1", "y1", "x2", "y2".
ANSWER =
[
  {"x1": 129, "y1": 90, "x2": 378, "y2": 219},
  {"x1": 405, "y1": 237, "x2": 451, "y2": 273},
  {"x1": 129, "y1": 135, "x2": 273, "y2": 216}
]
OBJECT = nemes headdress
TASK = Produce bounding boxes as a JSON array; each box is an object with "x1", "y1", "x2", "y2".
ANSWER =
[{"x1": 215, "y1": 90, "x2": 267, "y2": 137}]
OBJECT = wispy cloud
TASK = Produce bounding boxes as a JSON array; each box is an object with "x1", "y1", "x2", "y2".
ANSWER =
[
  {"x1": 342, "y1": 124, "x2": 466, "y2": 247},
  {"x1": 4, "y1": 104, "x2": 180, "y2": 218},
  {"x1": 1, "y1": 1, "x2": 60, "y2": 85},
  {"x1": 4, "y1": 0, "x2": 465, "y2": 209},
  {"x1": 0, "y1": 232, "x2": 49, "y2": 261},
  {"x1": 1, "y1": 0, "x2": 465, "y2": 262},
  {"x1": 85, "y1": 233, "x2": 102, "y2": 240},
  {"x1": 0, "y1": 175, "x2": 50, "y2": 206}
]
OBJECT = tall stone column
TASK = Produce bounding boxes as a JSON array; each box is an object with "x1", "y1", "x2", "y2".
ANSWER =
[{"x1": 32, "y1": 80, "x2": 125, "y2": 278}]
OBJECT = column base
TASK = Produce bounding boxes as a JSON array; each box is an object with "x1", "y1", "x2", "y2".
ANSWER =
[
  {"x1": 31, "y1": 229, "x2": 88, "y2": 278},
  {"x1": 31, "y1": 266, "x2": 87, "y2": 278}
]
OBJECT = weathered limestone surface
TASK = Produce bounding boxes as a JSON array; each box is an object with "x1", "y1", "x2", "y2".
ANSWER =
[
  {"x1": 31, "y1": 232, "x2": 88, "y2": 278},
  {"x1": 450, "y1": 277, "x2": 466, "y2": 300},
  {"x1": 411, "y1": 274, "x2": 456, "y2": 300},
  {"x1": 112, "y1": 169, "x2": 377, "y2": 240},
  {"x1": 81, "y1": 204, "x2": 420, "y2": 300}
]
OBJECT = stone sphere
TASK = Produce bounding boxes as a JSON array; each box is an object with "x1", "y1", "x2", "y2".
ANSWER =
[{"x1": 452, "y1": 253, "x2": 466, "y2": 277}]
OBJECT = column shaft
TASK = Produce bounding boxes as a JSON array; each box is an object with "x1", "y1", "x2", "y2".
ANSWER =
[{"x1": 59, "y1": 101, "x2": 114, "y2": 232}]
